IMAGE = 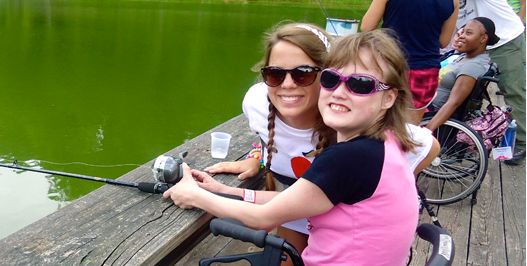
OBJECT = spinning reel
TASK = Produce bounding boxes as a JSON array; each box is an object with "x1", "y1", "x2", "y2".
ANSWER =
[
  {"x1": 151, "y1": 152, "x2": 188, "y2": 185},
  {"x1": 150, "y1": 152, "x2": 242, "y2": 200}
]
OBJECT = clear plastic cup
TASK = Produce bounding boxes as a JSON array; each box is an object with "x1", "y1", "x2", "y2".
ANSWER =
[{"x1": 210, "y1": 132, "x2": 232, "y2": 159}]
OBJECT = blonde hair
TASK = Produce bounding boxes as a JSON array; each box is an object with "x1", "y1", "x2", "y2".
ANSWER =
[
  {"x1": 326, "y1": 29, "x2": 416, "y2": 152},
  {"x1": 255, "y1": 22, "x2": 336, "y2": 191}
]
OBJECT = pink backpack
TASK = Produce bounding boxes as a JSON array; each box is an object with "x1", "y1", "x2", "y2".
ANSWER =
[{"x1": 457, "y1": 105, "x2": 509, "y2": 150}]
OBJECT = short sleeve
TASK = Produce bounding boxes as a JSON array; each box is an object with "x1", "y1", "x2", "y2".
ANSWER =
[
  {"x1": 301, "y1": 137, "x2": 385, "y2": 205},
  {"x1": 456, "y1": 56, "x2": 490, "y2": 80},
  {"x1": 405, "y1": 123, "x2": 433, "y2": 171},
  {"x1": 242, "y1": 82, "x2": 269, "y2": 135}
]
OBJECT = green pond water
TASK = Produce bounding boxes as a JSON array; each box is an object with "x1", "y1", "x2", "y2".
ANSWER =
[{"x1": 0, "y1": 0, "x2": 366, "y2": 239}]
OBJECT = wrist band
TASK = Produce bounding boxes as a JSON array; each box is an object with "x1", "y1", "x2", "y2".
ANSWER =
[
  {"x1": 243, "y1": 189, "x2": 256, "y2": 203},
  {"x1": 246, "y1": 154, "x2": 264, "y2": 168}
]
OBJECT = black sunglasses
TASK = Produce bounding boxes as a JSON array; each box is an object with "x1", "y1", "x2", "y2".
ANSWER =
[
  {"x1": 320, "y1": 69, "x2": 391, "y2": 96},
  {"x1": 261, "y1": 65, "x2": 322, "y2": 87}
]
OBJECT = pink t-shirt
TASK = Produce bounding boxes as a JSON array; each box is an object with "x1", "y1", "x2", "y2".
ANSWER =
[{"x1": 301, "y1": 133, "x2": 419, "y2": 266}]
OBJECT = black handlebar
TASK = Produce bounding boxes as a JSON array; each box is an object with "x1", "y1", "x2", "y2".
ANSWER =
[
  {"x1": 201, "y1": 218, "x2": 303, "y2": 266},
  {"x1": 417, "y1": 223, "x2": 455, "y2": 266},
  {"x1": 210, "y1": 218, "x2": 268, "y2": 248}
]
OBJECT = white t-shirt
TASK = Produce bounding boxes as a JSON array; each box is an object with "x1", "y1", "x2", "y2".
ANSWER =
[
  {"x1": 457, "y1": 0, "x2": 525, "y2": 49},
  {"x1": 243, "y1": 82, "x2": 317, "y2": 181},
  {"x1": 242, "y1": 82, "x2": 433, "y2": 234}
]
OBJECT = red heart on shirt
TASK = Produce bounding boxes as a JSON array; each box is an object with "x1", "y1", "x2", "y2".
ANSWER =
[{"x1": 291, "y1": 157, "x2": 311, "y2": 178}]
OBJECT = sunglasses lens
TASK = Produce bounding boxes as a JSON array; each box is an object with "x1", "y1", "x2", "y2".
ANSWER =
[
  {"x1": 320, "y1": 70, "x2": 341, "y2": 90},
  {"x1": 262, "y1": 68, "x2": 286, "y2": 87},
  {"x1": 291, "y1": 66, "x2": 318, "y2": 86},
  {"x1": 347, "y1": 76, "x2": 376, "y2": 95}
]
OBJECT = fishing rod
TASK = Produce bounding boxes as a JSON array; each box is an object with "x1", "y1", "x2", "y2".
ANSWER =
[
  {"x1": 317, "y1": 0, "x2": 339, "y2": 37},
  {"x1": 0, "y1": 153, "x2": 242, "y2": 199},
  {"x1": 0, "y1": 158, "x2": 171, "y2": 193}
]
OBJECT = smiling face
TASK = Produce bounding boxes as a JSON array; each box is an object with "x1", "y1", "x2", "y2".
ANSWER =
[
  {"x1": 451, "y1": 28, "x2": 463, "y2": 51},
  {"x1": 318, "y1": 47, "x2": 397, "y2": 142},
  {"x1": 456, "y1": 20, "x2": 488, "y2": 56},
  {"x1": 267, "y1": 40, "x2": 321, "y2": 129}
]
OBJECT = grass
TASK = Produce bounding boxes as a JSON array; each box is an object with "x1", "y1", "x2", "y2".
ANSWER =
[{"x1": 171, "y1": 0, "x2": 371, "y2": 8}]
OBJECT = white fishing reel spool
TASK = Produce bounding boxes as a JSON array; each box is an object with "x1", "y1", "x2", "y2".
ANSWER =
[{"x1": 151, "y1": 152, "x2": 187, "y2": 184}]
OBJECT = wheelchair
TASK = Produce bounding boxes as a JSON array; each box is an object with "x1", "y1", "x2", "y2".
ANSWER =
[
  {"x1": 417, "y1": 63, "x2": 500, "y2": 205},
  {"x1": 199, "y1": 218, "x2": 455, "y2": 266}
]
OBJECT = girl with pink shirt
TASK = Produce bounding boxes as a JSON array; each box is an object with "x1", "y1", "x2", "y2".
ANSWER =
[{"x1": 163, "y1": 29, "x2": 419, "y2": 265}]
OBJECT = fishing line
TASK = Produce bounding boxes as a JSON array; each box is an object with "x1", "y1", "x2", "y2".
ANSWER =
[
  {"x1": 38, "y1": 160, "x2": 142, "y2": 168},
  {"x1": 316, "y1": 0, "x2": 339, "y2": 37},
  {"x1": 0, "y1": 158, "x2": 141, "y2": 169}
]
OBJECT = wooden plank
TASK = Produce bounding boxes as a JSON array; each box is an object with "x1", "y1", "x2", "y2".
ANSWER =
[
  {"x1": 489, "y1": 68, "x2": 525, "y2": 265},
  {"x1": 176, "y1": 230, "x2": 276, "y2": 266},
  {"x1": 0, "y1": 114, "x2": 263, "y2": 265},
  {"x1": 434, "y1": 195, "x2": 472, "y2": 265},
  {"x1": 410, "y1": 212, "x2": 435, "y2": 265},
  {"x1": 176, "y1": 232, "x2": 239, "y2": 265},
  {"x1": 467, "y1": 159, "x2": 507, "y2": 265},
  {"x1": 500, "y1": 162, "x2": 526, "y2": 265}
]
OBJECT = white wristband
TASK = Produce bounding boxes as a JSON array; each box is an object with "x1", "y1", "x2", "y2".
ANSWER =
[{"x1": 243, "y1": 189, "x2": 256, "y2": 203}]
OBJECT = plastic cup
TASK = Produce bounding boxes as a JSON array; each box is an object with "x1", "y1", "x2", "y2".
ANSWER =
[{"x1": 211, "y1": 132, "x2": 232, "y2": 159}]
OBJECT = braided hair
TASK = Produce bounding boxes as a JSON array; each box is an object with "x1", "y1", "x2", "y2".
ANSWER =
[{"x1": 255, "y1": 22, "x2": 335, "y2": 191}]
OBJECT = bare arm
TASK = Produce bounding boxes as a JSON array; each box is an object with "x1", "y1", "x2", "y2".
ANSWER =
[
  {"x1": 192, "y1": 168, "x2": 280, "y2": 204},
  {"x1": 205, "y1": 141, "x2": 262, "y2": 180},
  {"x1": 519, "y1": 0, "x2": 526, "y2": 22},
  {"x1": 361, "y1": 0, "x2": 388, "y2": 32},
  {"x1": 164, "y1": 164, "x2": 333, "y2": 231},
  {"x1": 426, "y1": 75, "x2": 477, "y2": 131},
  {"x1": 439, "y1": 0, "x2": 460, "y2": 48},
  {"x1": 204, "y1": 159, "x2": 261, "y2": 180}
]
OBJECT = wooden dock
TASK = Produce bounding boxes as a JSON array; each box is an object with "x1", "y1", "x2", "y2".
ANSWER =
[
  {"x1": 0, "y1": 114, "x2": 265, "y2": 265},
  {"x1": 0, "y1": 83, "x2": 524, "y2": 265}
]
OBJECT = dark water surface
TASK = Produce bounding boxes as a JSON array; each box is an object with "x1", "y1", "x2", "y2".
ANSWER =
[{"x1": 0, "y1": 0, "x2": 365, "y2": 239}]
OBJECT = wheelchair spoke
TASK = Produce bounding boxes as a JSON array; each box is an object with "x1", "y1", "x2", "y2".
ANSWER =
[{"x1": 418, "y1": 117, "x2": 488, "y2": 205}]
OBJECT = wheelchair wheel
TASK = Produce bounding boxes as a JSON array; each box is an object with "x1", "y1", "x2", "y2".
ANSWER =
[{"x1": 418, "y1": 117, "x2": 488, "y2": 205}]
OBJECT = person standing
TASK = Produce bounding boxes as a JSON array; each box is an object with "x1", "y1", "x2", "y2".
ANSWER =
[
  {"x1": 361, "y1": 0, "x2": 459, "y2": 125},
  {"x1": 458, "y1": 0, "x2": 526, "y2": 165}
]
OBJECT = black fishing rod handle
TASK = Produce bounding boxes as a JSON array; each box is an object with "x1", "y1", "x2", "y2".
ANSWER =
[
  {"x1": 137, "y1": 182, "x2": 243, "y2": 201},
  {"x1": 210, "y1": 218, "x2": 268, "y2": 248},
  {"x1": 137, "y1": 182, "x2": 171, "y2": 194}
]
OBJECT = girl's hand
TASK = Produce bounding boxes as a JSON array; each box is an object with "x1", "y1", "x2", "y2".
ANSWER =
[
  {"x1": 163, "y1": 163, "x2": 198, "y2": 209},
  {"x1": 191, "y1": 169, "x2": 229, "y2": 194},
  {"x1": 204, "y1": 159, "x2": 261, "y2": 180}
]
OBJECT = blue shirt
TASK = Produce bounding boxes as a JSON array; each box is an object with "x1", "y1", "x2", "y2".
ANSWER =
[{"x1": 382, "y1": 0, "x2": 455, "y2": 69}]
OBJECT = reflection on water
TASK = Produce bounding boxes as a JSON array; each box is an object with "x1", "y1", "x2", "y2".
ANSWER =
[
  {"x1": 0, "y1": 0, "x2": 365, "y2": 239},
  {"x1": 0, "y1": 162, "x2": 68, "y2": 239}
]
